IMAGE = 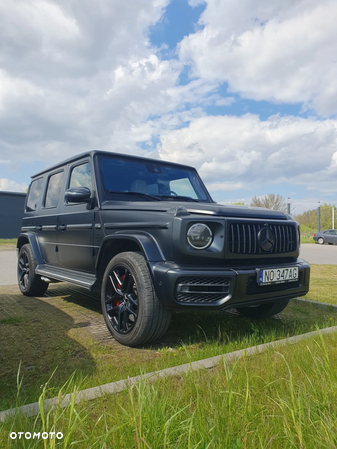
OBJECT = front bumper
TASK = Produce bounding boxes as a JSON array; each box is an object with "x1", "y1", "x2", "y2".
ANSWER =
[{"x1": 150, "y1": 259, "x2": 310, "y2": 310}]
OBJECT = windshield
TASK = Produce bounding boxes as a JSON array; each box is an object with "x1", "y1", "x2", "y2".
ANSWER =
[{"x1": 99, "y1": 156, "x2": 210, "y2": 202}]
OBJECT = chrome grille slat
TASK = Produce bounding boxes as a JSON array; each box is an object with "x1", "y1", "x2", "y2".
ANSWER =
[{"x1": 228, "y1": 222, "x2": 297, "y2": 255}]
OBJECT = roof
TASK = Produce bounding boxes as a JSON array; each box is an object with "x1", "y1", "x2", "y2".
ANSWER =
[{"x1": 32, "y1": 150, "x2": 196, "y2": 178}]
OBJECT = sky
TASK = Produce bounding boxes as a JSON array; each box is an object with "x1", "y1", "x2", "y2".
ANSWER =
[{"x1": 0, "y1": 0, "x2": 337, "y2": 214}]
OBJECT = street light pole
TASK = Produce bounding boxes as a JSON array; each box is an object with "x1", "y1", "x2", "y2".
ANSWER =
[
  {"x1": 287, "y1": 197, "x2": 291, "y2": 215},
  {"x1": 333, "y1": 208, "x2": 335, "y2": 230},
  {"x1": 318, "y1": 202, "x2": 321, "y2": 232}
]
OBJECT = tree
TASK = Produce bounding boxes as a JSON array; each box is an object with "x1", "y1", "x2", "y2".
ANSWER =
[
  {"x1": 294, "y1": 203, "x2": 336, "y2": 231},
  {"x1": 250, "y1": 194, "x2": 290, "y2": 214}
]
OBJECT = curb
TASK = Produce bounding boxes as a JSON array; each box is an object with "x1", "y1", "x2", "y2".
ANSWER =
[
  {"x1": 292, "y1": 297, "x2": 337, "y2": 309},
  {"x1": 1, "y1": 324, "x2": 337, "y2": 422}
]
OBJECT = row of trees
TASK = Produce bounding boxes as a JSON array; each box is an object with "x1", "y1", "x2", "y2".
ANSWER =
[
  {"x1": 294, "y1": 203, "x2": 336, "y2": 230},
  {"x1": 242, "y1": 194, "x2": 336, "y2": 230}
]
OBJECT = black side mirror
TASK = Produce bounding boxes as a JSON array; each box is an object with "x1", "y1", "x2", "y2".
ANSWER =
[{"x1": 65, "y1": 187, "x2": 91, "y2": 203}]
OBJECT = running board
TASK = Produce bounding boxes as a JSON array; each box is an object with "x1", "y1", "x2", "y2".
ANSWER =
[{"x1": 36, "y1": 265, "x2": 96, "y2": 289}]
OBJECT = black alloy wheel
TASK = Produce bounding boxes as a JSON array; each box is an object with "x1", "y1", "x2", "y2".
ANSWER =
[
  {"x1": 104, "y1": 264, "x2": 138, "y2": 334},
  {"x1": 101, "y1": 252, "x2": 172, "y2": 347},
  {"x1": 18, "y1": 249, "x2": 30, "y2": 291},
  {"x1": 17, "y1": 244, "x2": 48, "y2": 296}
]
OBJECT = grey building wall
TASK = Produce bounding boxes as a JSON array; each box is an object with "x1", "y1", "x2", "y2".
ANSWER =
[{"x1": 0, "y1": 191, "x2": 26, "y2": 239}]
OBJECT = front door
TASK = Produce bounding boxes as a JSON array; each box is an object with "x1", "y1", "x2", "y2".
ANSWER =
[{"x1": 57, "y1": 161, "x2": 95, "y2": 273}]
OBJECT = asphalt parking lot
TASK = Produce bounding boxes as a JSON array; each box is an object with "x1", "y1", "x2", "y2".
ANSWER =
[{"x1": 0, "y1": 243, "x2": 336, "y2": 287}]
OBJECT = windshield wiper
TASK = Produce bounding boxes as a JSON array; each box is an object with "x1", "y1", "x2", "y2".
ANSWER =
[
  {"x1": 159, "y1": 195, "x2": 200, "y2": 202},
  {"x1": 108, "y1": 191, "x2": 161, "y2": 201}
]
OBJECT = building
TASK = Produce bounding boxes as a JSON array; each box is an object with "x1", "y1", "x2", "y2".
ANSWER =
[{"x1": 0, "y1": 191, "x2": 26, "y2": 239}]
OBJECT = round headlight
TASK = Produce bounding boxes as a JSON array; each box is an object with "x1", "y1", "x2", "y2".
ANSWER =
[{"x1": 187, "y1": 223, "x2": 213, "y2": 250}]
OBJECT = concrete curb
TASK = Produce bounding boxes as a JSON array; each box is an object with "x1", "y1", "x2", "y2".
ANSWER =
[
  {"x1": 1, "y1": 324, "x2": 337, "y2": 422},
  {"x1": 292, "y1": 297, "x2": 337, "y2": 309}
]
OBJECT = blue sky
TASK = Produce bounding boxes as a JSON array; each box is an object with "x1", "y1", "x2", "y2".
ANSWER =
[{"x1": 0, "y1": 0, "x2": 337, "y2": 214}]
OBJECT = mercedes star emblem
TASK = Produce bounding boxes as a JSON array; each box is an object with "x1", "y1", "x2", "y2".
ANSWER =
[{"x1": 258, "y1": 226, "x2": 275, "y2": 251}]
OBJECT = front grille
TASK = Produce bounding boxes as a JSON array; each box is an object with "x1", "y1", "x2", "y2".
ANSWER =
[
  {"x1": 175, "y1": 277, "x2": 231, "y2": 304},
  {"x1": 246, "y1": 272, "x2": 303, "y2": 295},
  {"x1": 229, "y1": 222, "x2": 297, "y2": 255}
]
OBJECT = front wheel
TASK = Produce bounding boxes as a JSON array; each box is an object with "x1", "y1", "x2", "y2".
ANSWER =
[
  {"x1": 101, "y1": 252, "x2": 172, "y2": 347},
  {"x1": 17, "y1": 244, "x2": 48, "y2": 296},
  {"x1": 317, "y1": 237, "x2": 324, "y2": 245},
  {"x1": 236, "y1": 298, "x2": 290, "y2": 319}
]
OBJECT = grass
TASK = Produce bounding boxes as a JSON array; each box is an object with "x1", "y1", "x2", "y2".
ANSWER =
[
  {"x1": 1, "y1": 331, "x2": 337, "y2": 448},
  {"x1": 304, "y1": 264, "x2": 337, "y2": 304},
  {"x1": 0, "y1": 265, "x2": 336, "y2": 447},
  {"x1": 300, "y1": 224, "x2": 315, "y2": 244},
  {"x1": 0, "y1": 265, "x2": 336, "y2": 410},
  {"x1": 0, "y1": 239, "x2": 16, "y2": 251}
]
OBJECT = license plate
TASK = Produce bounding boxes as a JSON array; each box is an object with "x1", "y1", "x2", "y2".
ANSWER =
[{"x1": 258, "y1": 267, "x2": 299, "y2": 286}]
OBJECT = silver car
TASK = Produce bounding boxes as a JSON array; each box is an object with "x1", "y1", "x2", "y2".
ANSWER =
[{"x1": 313, "y1": 229, "x2": 337, "y2": 245}]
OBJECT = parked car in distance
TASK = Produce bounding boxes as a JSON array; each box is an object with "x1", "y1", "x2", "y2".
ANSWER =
[
  {"x1": 313, "y1": 230, "x2": 337, "y2": 245},
  {"x1": 17, "y1": 150, "x2": 310, "y2": 347}
]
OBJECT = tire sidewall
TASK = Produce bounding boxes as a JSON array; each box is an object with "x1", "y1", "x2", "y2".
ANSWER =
[
  {"x1": 18, "y1": 244, "x2": 36, "y2": 294},
  {"x1": 101, "y1": 252, "x2": 155, "y2": 346}
]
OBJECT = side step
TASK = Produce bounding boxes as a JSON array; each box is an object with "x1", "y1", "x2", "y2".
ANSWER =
[{"x1": 36, "y1": 264, "x2": 96, "y2": 289}]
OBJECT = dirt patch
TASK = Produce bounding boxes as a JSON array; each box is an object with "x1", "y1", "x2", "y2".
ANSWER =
[{"x1": 0, "y1": 244, "x2": 16, "y2": 252}]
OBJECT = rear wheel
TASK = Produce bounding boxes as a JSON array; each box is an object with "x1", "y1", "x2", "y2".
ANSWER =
[
  {"x1": 317, "y1": 237, "x2": 324, "y2": 245},
  {"x1": 17, "y1": 244, "x2": 48, "y2": 296},
  {"x1": 236, "y1": 298, "x2": 290, "y2": 319},
  {"x1": 101, "y1": 252, "x2": 172, "y2": 347}
]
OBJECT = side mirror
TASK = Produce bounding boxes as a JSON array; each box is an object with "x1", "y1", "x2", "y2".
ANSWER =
[{"x1": 65, "y1": 187, "x2": 91, "y2": 203}]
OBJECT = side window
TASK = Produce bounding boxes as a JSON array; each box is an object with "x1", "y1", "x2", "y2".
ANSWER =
[
  {"x1": 45, "y1": 171, "x2": 63, "y2": 209},
  {"x1": 69, "y1": 162, "x2": 92, "y2": 190},
  {"x1": 26, "y1": 178, "x2": 44, "y2": 212}
]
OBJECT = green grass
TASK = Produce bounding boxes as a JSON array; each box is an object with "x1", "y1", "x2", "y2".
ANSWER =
[
  {"x1": 304, "y1": 264, "x2": 337, "y2": 304},
  {"x1": 1, "y1": 331, "x2": 337, "y2": 448},
  {"x1": 300, "y1": 224, "x2": 316, "y2": 244},
  {"x1": 0, "y1": 264, "x2": 336, "y2": 411},
  {"x1": 1, "y1": 266, "x2": 337, "y2": 447},
  {"x1": 0, "y1": 239, "x2": 16, "y2": 245}
]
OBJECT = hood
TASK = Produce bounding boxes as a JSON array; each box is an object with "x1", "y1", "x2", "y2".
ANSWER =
[{"x1": 101, "y1": 200, "x2": 289, "y2": 220}]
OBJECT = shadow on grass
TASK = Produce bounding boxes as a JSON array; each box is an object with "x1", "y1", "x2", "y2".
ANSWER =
[
  {"x1": 43, "y1": 283, "x2": 337, "y2": 352},
  {"x1": 0, "y1": 288, "x2": 96, "y2": 411},
  {"x1": 2, "y1": 282, "x2": 336, "y2": 411}
]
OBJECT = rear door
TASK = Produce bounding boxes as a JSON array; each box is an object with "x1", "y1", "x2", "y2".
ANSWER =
[
  {"x1": 37, "y1": 170, "x2": 64, "y2": 266},
  {"x1": 57, "y1": 160, "x2": 95, "y2": 273}
]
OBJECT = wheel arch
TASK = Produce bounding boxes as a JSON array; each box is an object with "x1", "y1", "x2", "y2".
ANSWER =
[
  {"x1": 17, "y1": 232, "x2": 44, "y2": 265},
  {"x1": 94, "y1": 232, "x2": 165, "y2": 290}
]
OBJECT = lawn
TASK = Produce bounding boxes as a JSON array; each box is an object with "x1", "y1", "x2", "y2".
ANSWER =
[{"x1": 0, "y1": 265, "x2": 336, "y2": 447}]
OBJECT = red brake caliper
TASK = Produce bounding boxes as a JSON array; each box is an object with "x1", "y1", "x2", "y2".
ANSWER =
[{"x1": 115, "y1": 273, "x2": 125, "y2": 307}]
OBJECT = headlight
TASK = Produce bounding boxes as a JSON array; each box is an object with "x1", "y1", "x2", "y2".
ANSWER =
[{"x1": 187, "y1": 223, "x2": 213, "y2": 250}]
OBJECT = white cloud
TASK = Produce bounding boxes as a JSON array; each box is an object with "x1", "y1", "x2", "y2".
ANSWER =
[
  {"x1": 179, "y1": 0, "x2": 337, "y2": 116},
  {"x1": 0, "y1": 178, "x2": 27, "y2": 192},
  {"x1": 157, "y1": 114, "x2": 337, "y2": 195}
]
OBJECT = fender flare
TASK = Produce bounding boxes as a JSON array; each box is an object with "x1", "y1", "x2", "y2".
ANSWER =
[
  {"x1": 96, "y1": 231, "x2": 165, "y2": 266},
  {"x1": 17, "y1": 232, "x2": 44, "y2": 265}
]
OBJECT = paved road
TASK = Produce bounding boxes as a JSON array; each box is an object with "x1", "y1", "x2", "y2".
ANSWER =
[
  {"x1": 299, "y1": 243, "x2": 337, "y2": 265},
  {"x1": 0, "y1": 244, "x2": 336, "y2": 286}
]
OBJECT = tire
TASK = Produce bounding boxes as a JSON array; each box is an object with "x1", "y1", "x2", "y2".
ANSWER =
[
  {"x1": 101, "y1": 252, "x2": 172, "y2": 347},
  {"x1": 17, "y1": 244, "x2": 48, "y2": 296},
  {"x1": 317, "y1": 237, "x2": 324, "y2": 245},
  {"x1": 236, "y1": 298, "x2": 290, "y2": 319}
]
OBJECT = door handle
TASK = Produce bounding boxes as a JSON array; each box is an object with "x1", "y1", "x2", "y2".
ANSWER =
[
  {"x1": 36, "y1": 225, "x2": 42, "y2": 232},
  {"x1": 58, "y1": 224, "x2": 66, "y2": 231}
]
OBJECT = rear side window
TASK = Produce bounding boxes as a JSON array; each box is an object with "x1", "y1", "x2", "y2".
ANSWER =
[
  {"x1": 45, "y1": 171, "x2": 63, "y2": 208},
  {"x1": 26, "y1": 178, "x2": 44, "y2": 212}
]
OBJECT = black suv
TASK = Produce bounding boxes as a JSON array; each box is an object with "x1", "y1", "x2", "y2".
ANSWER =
[{"x1": 17, "y1": 151, "x2": 310, "y2": 346}]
